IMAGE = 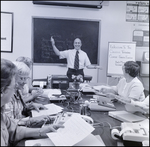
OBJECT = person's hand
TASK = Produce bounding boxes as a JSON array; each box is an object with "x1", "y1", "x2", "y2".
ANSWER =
[
  {"x1": 105, "y1": 93, "x2": 119, "y2": 102},
  {"x1": 29, "y1": 115, "x2": 55, "y2": 128},
  {"x1": 31, "y1": 87, "x2": 43, "y2": 91},
  {"x1": 50, "y1": 36, "x2": 55, "y2": 46},
  {"x1": 32, "y1": 89, "x2": 44, "y2": 98},
  {"x1": 109, "y1": 94, "x2": 131, "y2": 104},
  {"x1": 31, "y1": 103, "x2": 48, "y2": 112},
  {"x1": 35, "y1": 87, "x2": 44, "y2": 93},
  {"x1": 40, "y1": 124, "x2": 64, "y2": 137},
  {"x1": 95, "y1": 66, "x2": 102, "y2": 70},
  {"x1": 72, "y1": 75, "x2": 76, "y2": 80}
]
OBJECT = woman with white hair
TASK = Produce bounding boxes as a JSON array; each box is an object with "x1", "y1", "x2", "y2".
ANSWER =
[
  {"x1": 16, "y1": 56, "x2": 44, "y2": 103},
  {"x1": 5, "y1": 61, "x2": 47, "y2": 120},
  {"x1": 1, "y1": 58, "x2": 63, "y2": 146}
]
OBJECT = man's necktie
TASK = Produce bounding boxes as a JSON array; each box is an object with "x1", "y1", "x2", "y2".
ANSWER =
[{"x1": 74, "y1": 50, "x2": 79, "y2": 70}]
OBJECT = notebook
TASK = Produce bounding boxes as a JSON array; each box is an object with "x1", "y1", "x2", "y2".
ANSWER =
[{"x1": 108, "y1": 110, "x2": 146, "y2": 122}]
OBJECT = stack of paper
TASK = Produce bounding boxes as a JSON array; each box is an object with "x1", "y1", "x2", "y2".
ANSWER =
[
  {"x1": 31, "y1": 103, "x2": 63, "y2": 117},
  {"x1": 47, "y1": 114, "x2": 95, "y2": 146}
]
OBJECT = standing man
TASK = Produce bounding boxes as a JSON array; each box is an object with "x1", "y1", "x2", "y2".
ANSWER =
[{"x1": 51, "y1": 37, "x2": 101, "y2": 82}]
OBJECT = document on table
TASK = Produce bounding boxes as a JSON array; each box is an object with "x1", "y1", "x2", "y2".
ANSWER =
[
  {"x1": 95, "y1": 135, "x2": 105, "y2": 146},
  {"x1": 25, "y1": 134, "x2": 105, "y2": 146},
  {"x1": 80, "y1": 85, "x2": 106, "y2": 96},
  {"x1": 31, "y1": 103, "x2": 63, "y2": 117},
  {"x1": 25, "y1": 138, "x2": 54, "y2": 146},
  {"x1": 40, "y1": 89, "x2": 61, "y2": 98},
  {"x1": 47, "y1": 114, "x2": 95, "y2": 146},
  {"x1": 92, "y1": 85, "x2": 109, "y2": 91},
  {"x1": 74, "y1": 134, "x2": 105, "y2": 146}
]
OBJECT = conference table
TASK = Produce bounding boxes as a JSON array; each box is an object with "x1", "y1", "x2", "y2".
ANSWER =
[
  {"x1": 55, "y1": 97, "x2": 124, "y2": 146},
  {"x1": 17, "y1": 83, "x2": 128, "y2": 146},
  {"x1": 18, "y1": 81, "x2": 148, "y2": 146}
]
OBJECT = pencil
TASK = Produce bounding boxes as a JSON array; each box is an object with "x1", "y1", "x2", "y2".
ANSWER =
[{"x1": 41, "y1": 119, "x2": 47, "y2": 128}]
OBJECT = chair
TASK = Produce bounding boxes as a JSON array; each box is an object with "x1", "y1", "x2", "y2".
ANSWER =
[{"x1": 84, "y1": 75, "x2": 92, "y2": 83}]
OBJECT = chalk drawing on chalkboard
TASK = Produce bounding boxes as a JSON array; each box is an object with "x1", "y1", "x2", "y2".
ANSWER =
[
  {"x1": 107, "y1": 42, "x2": 136, "y2": 77},
  {"x1": 32, "y1": 17, "x2": 100, "y2": 64}
]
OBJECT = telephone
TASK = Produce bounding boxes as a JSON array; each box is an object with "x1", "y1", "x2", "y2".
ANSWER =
[
  {"x1": 121, "y1": 122, "x2": 149, "y2": 142},
  {"x1": 53, "y1": 112, "x2": 93, "y2": 125},
  {"x1": 111, "y1": 122, "x2": 149, "y2": 143}
]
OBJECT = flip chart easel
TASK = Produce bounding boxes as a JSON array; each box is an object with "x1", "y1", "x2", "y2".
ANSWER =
[{"x1": 106, "y1": 42, "x2": 136, "y2": 85}]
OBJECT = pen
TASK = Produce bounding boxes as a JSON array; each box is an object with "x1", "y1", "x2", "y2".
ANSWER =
[
  {"x1": 41, "y1": 119, "x2": 47, "y2": 128},
  {"x1": 54, "y1": 115, "x2": 59, "y2": 125}
]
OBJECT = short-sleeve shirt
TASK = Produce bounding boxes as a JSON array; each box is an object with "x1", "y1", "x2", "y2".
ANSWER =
[
  {"x1": 1, "y1": 113, "x2": 26, "y2": 146},
  {"x1": 4, "y1": 91, "x2": 25, "y2": 119},
  {"x1": 59, "y1": 49, "x2": 91, "y2": 69},
  {"x1": 113, "y1": 77, "x2": 145, "y2": 102}
]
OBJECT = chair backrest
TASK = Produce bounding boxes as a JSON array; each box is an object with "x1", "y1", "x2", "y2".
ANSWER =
[{"x1": 84, "y1": 75, "x2": 92, "y2": 83}]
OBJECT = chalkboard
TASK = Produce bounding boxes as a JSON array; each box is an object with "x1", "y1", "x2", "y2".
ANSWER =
[
  {"x1": 32, "y1": 17, "x2": 100, "y2": 64},
  {"x1": 107, "y1": 42, "x2": 136, "y2": 76}
]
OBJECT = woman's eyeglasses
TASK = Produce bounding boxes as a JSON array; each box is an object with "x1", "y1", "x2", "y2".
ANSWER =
[{"x1": 19, "y1": 76, "x2": 30, "y2": 81}]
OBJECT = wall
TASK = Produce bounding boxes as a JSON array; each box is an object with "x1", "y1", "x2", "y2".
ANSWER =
[{"x1": 1, "y1": 1, "x2": 149, "y2": 91}]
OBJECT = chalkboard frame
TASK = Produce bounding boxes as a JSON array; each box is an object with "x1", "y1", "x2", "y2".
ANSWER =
[
  {"x1": 106, "y1": 42, "x2": 136, "y2": 77},
  {"x1": 32, "y1": 16, "x2": 101, "y2": 65}
]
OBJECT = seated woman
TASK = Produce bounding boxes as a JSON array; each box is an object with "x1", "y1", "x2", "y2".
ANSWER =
[
  {"x1": 1, "y1": 58, "x2": 63, "y2": 146},
  {"x1": 94, "y1": 61, "x2": 145, "y2": 113},
  {"x1": 4, "y1": 61, "x2": 48, "y2": 119},
  {"x1": 16, "y1": 56, "x2": 44, "y2": 103}
]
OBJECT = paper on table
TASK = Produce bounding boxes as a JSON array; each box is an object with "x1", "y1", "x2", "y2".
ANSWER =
[
  {"x1": 74, "y1": 134, "x2": 105, "y2": 146},
  {"x1": 31, "y1": 103, "x2": 63, "y2": 117},
  {"x1": 25, "y1": 134, "x2": 105, "y2": 146},
  {"x1": 47, "y1": 114, "x2": 95, "y2": 146},
  {"x1": 40, "y1": 89, "x2": 61, "y2": 98},
  {"x1": 25, "y1": 138, "x2": 54, "y2": 146},
  {"x1": 95, "y1": 135, "x2": 105, "y2": 146},
  {"x1": 93, "y1": 85, "x2": 111, "y2": 91}
]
